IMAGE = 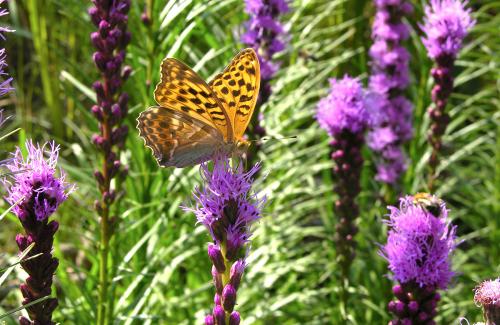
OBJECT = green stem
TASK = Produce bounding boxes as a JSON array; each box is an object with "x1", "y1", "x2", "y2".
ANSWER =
[{"x1": 97, "y1": 202, "x2": 111, "y2": 325}]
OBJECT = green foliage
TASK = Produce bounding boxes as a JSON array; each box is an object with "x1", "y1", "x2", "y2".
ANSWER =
[{"x1": 1, "y1": 0, "x2": 498, "y2": 324}]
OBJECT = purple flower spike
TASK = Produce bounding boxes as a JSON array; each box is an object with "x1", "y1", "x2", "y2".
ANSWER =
[
  {"x1": 241, "y1": 0, "x2": 290, "y2": 144},
  {"x1": 316, "y1": 76, "x2": 369, "y2": 136},
  {"x1": 367, "y1": 0, "x2": 413, "y2": 184},
  {"x1": 184, "y1": 155, "x2": 265, "y2": 324},
  {"x1": 381, "y1": 193, "x2": 457, "y2": 324},
  {"x1": 421, "y1": 0, "x2": 475, "y2": 60},
  {"x1": 421, "y1": 0, "x2": 475, "y2": 189},
  {"x1": 2, "y1": 140, "x2": 75, "y2": 325},
  {"x1": 315, "y1": 75, "x2": 371, "y2": 302},
  {"x1": 0, "y1": 1, "x2": 14, "y2": 99},
  {"x1": 89, "y1": 0, "x2": 131, "y2": 321},
  {"x1": 474, "y1": 278, "x2": 500, "y2": 325}
]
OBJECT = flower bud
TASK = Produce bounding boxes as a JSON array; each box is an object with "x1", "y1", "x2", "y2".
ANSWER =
[
  {"x1": 213, "y1": 305, "x2": 225, "y2": 325},
  {"x1": 229, "y1": 260, "x2": 245, "y2": 290},
  {"x1": 212, "y1": 266, "x2": 223, "y2": 294},
  {"x1": 204, "y1": 315, "x2": 215, "y2": 325},
  {"x1": 88, "y1": 7, "x2": 101, "y2": 27},
  {"x1": 208, "y1": 243, "x2": 226, "y2": 273},
  {"x1": 222, "y1": 284, "x2": 237, "y2": 312},
  {"x1": 229, "y1": 311, "x2": 240, "y2": 325}
]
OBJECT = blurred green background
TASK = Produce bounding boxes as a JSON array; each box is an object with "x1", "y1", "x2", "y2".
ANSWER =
[{"x1": 1, "y1": 0, "x2": 499, "y2": 324}]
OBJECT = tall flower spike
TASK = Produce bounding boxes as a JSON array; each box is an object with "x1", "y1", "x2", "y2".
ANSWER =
[
  {"x1": 367, "y1": 0, "x2": 413, "y2": 185},
  {"x1": 421, "y1": 0, "x2": 475, "y2": 190},
  {"x1": 2, "y1": 141, "x2": 75, "y2": 325},
  {"x1": 184, "y1": 155, "x2": 265, "y2": 324},
  {"x1": 316, "y1": 76, "x2": 370, "y2": 306},
  {"x1": 1, "y1": 0, "x2": 13, "y2": 98},
  {"x1": 381, "y1": 193, "x2": 457, "y2": 324},
  {"x1": 474, "y1": 278, "x2": 500, "y2": 325},
  {"x1": 88, "y1": 1, "x2": 131, "y2": 323},
  {"x1": 241, "y1": 0, "x2": 289, "y2": 149}
]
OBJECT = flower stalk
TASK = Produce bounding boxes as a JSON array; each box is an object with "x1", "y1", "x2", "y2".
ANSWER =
[
  {"x1": 367, "y1": 0, "x2": 413, "y2": 185},
  {"x1": 2, "y1": 141, "x2": 74, "y2": 325},
  {"x1": 242, "y1": 0, "x2": 289, "y2": 163},
  {"x1": 184, "y1": 157, "x2": 265, "y2": 324},
  {"x1": 88, "y1": 1, "x2": 131, "y2": 323},
  {"x1": 316, "y1": 76, "x2": 370, "y2": 310},
  {"x1": 420, "y1": 0, "x2": 475, "y2": 190},
  {"x1": 381, "y1": 194, "x2": 457, "y2": 325}
]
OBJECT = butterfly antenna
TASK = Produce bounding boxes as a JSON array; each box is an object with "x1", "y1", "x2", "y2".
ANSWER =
[{"x1": 247, "y1": 135, "x2": 298, "y2": 145}]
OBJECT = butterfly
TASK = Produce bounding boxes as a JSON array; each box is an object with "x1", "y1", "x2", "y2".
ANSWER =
[{"x1": 137, "y1": 48, "x2": 260, "y2": 168}]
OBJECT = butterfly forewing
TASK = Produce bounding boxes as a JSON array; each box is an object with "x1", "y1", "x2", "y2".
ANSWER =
[
  {"x1": 154, "y1": 58, "x2": 233, "y2": 141},
  {"x1": 137, "y1": 106, "x2": 223, "y2": 167},
  {"x1": 208, "y1": 48, "x2": 260, "y2": 140}
]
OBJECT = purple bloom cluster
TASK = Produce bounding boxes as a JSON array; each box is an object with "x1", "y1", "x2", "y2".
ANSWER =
[
  {"x1": 3, "y1": 141, "x2": 73, "y2": 221},
  {"x1": 317, "y1": 76, "x2": 369, "y2": 136},
  {"x1": 421, "y1": 0, "x2": 475, "y2": 60},
  {"x1": 1, "y1": 1, "x2": 13, "y2": 98},
  {"x1": 89, "y1": 0, "x2": 131, "y2": 165},
  {"x1": 316, "y1": 76, "x2": 369, "y2": 292},
  {"x1": 421, "y1": 0, "x2": 474, "y2": 189},
  {"x1": 88, "y1": 1, "x2": 131, "y2": 322},
  {"x1": 241, "y1": 0, "x2": 289, "y2": 146},
  {"x1": 242, "y1": 0, "x2": 289, "y2": 82},
  {"x1": 382, "y1": 194, "x2": 456, "y2": 324},
  {"x1": 382, "y1": 195, "x2": 456, "y2": 288},
  {"x1": 184, "y1": 156, "x2": 265, "y2": 324},
  {"x1": 2, "y1": 141, "x2": 74, "y2": 325},
  {"x1": 474, "y1": 278, "x2": 500, "y2": 325},
  {"x1": 367, "y1": 0, "x2": 413, "y2": 184}
]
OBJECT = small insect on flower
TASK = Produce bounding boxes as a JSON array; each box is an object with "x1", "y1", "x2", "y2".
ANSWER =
[
  {"x1": 412, "y1": 192, "x2": 443, "y2": 217},
  {"x1": 137, "y1": 49, "x2": 261, "y2": 168}
]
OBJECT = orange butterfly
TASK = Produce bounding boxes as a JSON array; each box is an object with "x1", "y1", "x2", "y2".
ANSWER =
[{"x1": 137, "y1": 48, "x2": 260, "y2": 167}]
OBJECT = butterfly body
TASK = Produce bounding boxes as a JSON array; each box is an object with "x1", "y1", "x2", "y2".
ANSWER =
[{"x1": 138, "y1": 48, "x2": 260, "y2": 167}]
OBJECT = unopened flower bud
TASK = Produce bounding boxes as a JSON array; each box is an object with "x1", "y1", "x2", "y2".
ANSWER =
[
  {"x1": 222, "y1": 284, "x2": 237, "y2": 312},
  {"x1": 213, "y1": 305, "x2": 225, "y2": 325},
  {"x1": 229, "y1": 311, "x2": 240, "y2": 325},
  {"x1": 208, "y1": 243, "x2": 226, "y2": 273}
]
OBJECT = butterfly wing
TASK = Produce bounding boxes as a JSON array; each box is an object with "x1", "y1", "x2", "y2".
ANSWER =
[
  {"x1": 154, "y1": 58, "x2": 233, "y2": 141},
  {"x1": 208, "y1": 48, "x2": 260, "y2": 140},
  {"x1": 137, "y1": 106, "x2": 224, "y2": 168}
]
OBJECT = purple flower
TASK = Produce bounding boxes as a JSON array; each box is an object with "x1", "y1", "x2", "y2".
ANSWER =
[
  {"x1": 316, "y1": 76, "x2": 370, "y2": 136},
  {"x1": 381, "y1": 195, "x2": 456, "y2": 289},
  {"x1": 241, "y1": 0, "x2": 289, "y2": 141},
  {"x1": 241, "y1": 0, "x2": 289, "y2": 81},
  {"x1": 315, "y1": 75, "x2": 371, "y2": 301},
  {"x1": 474, "y1": 278, "x2": 500, "y2": 325},
  {"x1": 186, "y1": 156, "x2": 264, "y2": 248},
  {"x1": 89, "y1": 2, "x2": 131, "y2": 321},
  {"x1": 475, "y1": 278, "x2": 500, "y2": 307},
  {"x1": 1, "y1": 140, "x2": 74, "y2": 324},
  {"x1": 422, "y1": 0, "x2": 474, "y2": 190},
  {"x1": 184, "y1": 156, "x2": 265, "y2": 322},
  {"x1": 367, "y1": 0, "x2": 413, "y2": 184},
  {"x1": 0, "y1": 0, "x2": 14, "y2": 40},
  {"x1": 1, "y1": 1, "x2": 13, "y2": 98},
  {"x1": 382, "y1": 194, "x2": 456, "y2": 324},
  {"x1": 2, "y1": 141, "x2": 74, "y2": 221},
  {"x1": 421, "y1": 0, "x2": 475, "y2": 60}
]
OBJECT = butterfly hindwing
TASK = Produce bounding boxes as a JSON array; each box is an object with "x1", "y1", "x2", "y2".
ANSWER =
[
  {"x1": 208, "y1": 48, "x2": 260, "y2": 140},
  {"x1": 154, "y1": 58, "x2": 233, "y2": 141},
  {"x1": 137, "y1": 106, "x2": 223, "y2": 167}
]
